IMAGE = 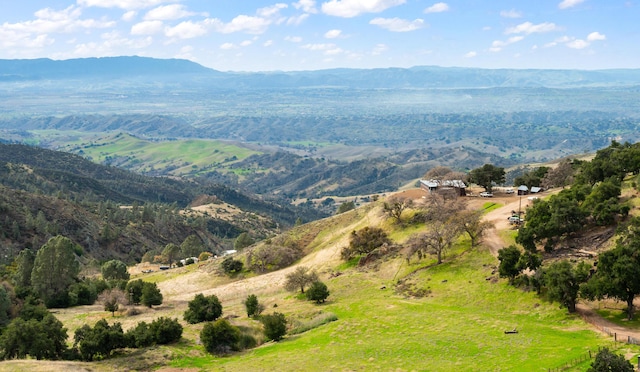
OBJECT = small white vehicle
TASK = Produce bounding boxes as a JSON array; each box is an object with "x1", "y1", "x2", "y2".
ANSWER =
[
  {"x1": 480, "y1": 192, "x2": 493, "y2": 197},
  {"x1": 505, "y1": 188, "x2": 514, "y2": 194}
]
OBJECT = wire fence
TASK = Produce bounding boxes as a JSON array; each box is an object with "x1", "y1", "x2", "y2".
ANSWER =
[{"x1": 547, "y1": 314, "x2": 640, "y2": 372}]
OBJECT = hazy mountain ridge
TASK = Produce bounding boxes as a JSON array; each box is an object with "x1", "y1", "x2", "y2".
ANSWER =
[{"x1": 1, "y1": 56, "x2": 640, "y2": 88}]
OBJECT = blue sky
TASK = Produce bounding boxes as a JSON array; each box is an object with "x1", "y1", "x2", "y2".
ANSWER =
[{"x1": 0, "y1": 0, "x2": 636, "y2": 71}]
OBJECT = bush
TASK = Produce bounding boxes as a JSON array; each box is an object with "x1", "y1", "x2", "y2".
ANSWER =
[
  {"x1": 200, "y1": 319, "x2": 241, "y2": 355},
  {"x1": 101, "y1": 260, "x2": 130, "y2": 281},
  {"x1": 305, "y1": 281, "x2": 330, "y2": 304},
  {"x1": 125, "y1": 279, "x2": 144, "y2": 305},
  {"x1": 73, "y1": 319, "x2": 126, "y2": 361},
  {"x1": 125, "y1": 321, "x2": 154, "y2": 348},
  {"x1": 149, "y1": 317, "x2": 183, "y2": 344},
  {"x1": 260, "y1": 312, "x2": 287, "y2": 341},
  {"x1": 341, "y1": 227, "x2": 391, "y2": 260},
  {"x1": 184, "y1": 293, "x2": 223, "y2": 324},
  {"x1": 588, "y1": 347, "x2": 634, "y2": 372},
  {"x1": 140, "y1": 282, "x2": 163, "y2": 308},
  {"x1": 198, "y1": 252, "x2": 212, "y2": 262},
  {"x1": 0, "y1": 313, "x2": 68, "y2": 360},
  {"x1": 244, "y1": 294, "x2": 264, "y2": 318},
  {"x1": 221, "y1": 257, "x2": 244, "y2": 274}
]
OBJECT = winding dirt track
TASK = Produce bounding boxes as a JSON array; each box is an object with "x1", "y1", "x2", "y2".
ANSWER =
[{"x1": 478, "y1": 192, "x2": 640, "y2": 342}]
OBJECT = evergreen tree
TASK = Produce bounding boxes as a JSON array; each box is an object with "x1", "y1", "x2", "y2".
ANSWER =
[{"x1": 30, "y1": 236, "x2": 80, "y2": 307}]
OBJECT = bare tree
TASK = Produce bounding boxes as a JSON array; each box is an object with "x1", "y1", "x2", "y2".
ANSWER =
[
  {"x1": 423, "y1": 166, "x2": 453, "y2": 180},
  {"x1": 407, "y1": 219, "x2": 463, "y2": 264},
  {"x1": 383, "y1": 195, "x2": 413, "y2": 225},
  {"x1": 455, "y1": 210, "x2": 494, "y2": 248},
  {"x1": 98, "y1": 288, "x2": 127, "y2": 316},
  {"x1": 541, "y1": 160, "x2": 575, "y2": 189},
  {"x1": 284, "y1": 266, "x2": 318, "y2": 293}
]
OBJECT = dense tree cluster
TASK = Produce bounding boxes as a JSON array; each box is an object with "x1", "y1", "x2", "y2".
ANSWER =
[{"x1": 183, "y1": 293, "x2": 223, "y2": 324}]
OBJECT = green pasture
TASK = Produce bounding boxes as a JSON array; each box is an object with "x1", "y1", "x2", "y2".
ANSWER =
[
  {"x1": 169, "y1": 249, "x2": 619, "y2": 371},
  {"x1": 46, "y1": 131, "x2": 259, "y2": 175}
]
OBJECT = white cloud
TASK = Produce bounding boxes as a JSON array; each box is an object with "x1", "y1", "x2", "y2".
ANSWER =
[
  {"x1": 464, "y1": 51, "x2": 477, "y2": 58},
  {"x1": 558, "y1": 0, "x2": 585, "y2": 9},
  {"x1": 587, "y1": 31, "x2": 606, "y2": 41},
  {"x1": 500, "y1": 9, "x2": 522, "y2": 18},
  {"x1": 325, "y1": 47, "x2": 344, "y2": 55},
  {"x1": 240, "y1": 39, "x2": 253, "y2": 47},
  {"x1": 0, "y1": 5, "x2": 114, "y2": 41},
  {"x1": 220, "y1": 42, "x2": 235, "y2": 50},
  {"x1": 506, "y1": 21, "x2": 559, "y2": 35},
  {"x1": 287, "y1": 13, "x2": 309, "y2": 25},
  {"x1": 301, "y1": 43, "x2": 336, "y2": 51},
  {"x1": 165, "y1": 21, "x2": 207, "y2": 39},
  {"x1": 293, "y1": 0, "x2": 318, "y2": 13},
  {"x1": 489, "y1": 35, "x2": 524, "y2": 52},
  {"x1": 258, "y1": 3, "x2": 288, "y2": 18},
  {"x1": 122, "y1": 11, "x2": 137, "y2": 21},
  {"x1": 285, "y1": 36, "x2": 303, "y2": 42},
  {"x1": 144, "y1": 4, "x2": 196, "y2": 21},
  {"x1": 566, "y1": 39, "x2": 588, "y2": 49},
  {"x1": 371, "y1": 43, "x2": 388, "y2": 55},
  {"x1": 131, "y1": 20, "x2": 163, "y2": 35},
  {"x1": 263, "y1": 39, "x2": 274, "y2": 47},
  {"x1": 370, "y1": 17, "x2": 424, "y2": 32},
  {"x1": 77, "y1": 0, "x2": 170, "y2": 10},
  {"x1": 424, "y1": 2, "x2": 449, "y2": 14},
  {"x1": 210, "y1": 15, "x2": 272, "y2": 34},
  {"x1": 321, "y1": 0, "x2": 406, "y2": 18},
  {"x1": 324, "y1": 29, "x2": 342, "y2": 38}
]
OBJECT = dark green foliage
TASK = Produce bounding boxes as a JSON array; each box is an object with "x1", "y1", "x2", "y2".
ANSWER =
[
  {"x1": 200, "y1": 319, "x2": 241, "y2": 354},
  {"x1": 468, "y1": 164, "x2": 505, "y2": 193},
  {"x1": 305, "y1": 281, "x2": 330, "y2": 303},
  {"x1": 148, "y1": 317, "x2": 183, "y2": 344},
  {"x1": 162, "y1": 243, "x2": 180, "y2": 268},
  {"x1": 0, "y1": 285, "x2": 12, "y2": 327},
  {"x1": 0, "y1": 313, "x2": 68, "y2": 360},
  {"x1": 244, "y1": 294, "x2": 264, "y2": 318},
  {"x1": 125, "y1": 279, "x2": 144, "y2": 305},
  {"x1": 181, "y1": 234, "x2": 205, "y2": 258},
  {"x1": 234, "y1": 232, "x2": 255, "y2": 250},
  {"x1": 336, "y1": 201, "x2": 355, "y2": 214},
  {"x1": 284, "y1": 266, "x2": 318, "y2": 293},
  {"x1": 184, "y1": 293, "x2": 223, "y2": 324},
  {"x1": 513, "y1": 166, "x2": 549, "y2": 188},
  {"x1": 221, "y1": 256, "x2": 244, "y2": 274},
  {"x1": 141, "y1": 281, "x2": 163, "y2": 308},
  {"x1": 497, "y1": 245, "x2": 522, "y2": 282},
  {"x1": 341, "y1": 227, "x2": 391, "y2": 260},
  {"x1": 68, "y1": 281, "x2": 99, "y2": 306},
  {"x1": 125, "y1": 321, "x2": 154, "y2": 348},
  {"x1": 543, "y1": 260, "x2": 590, "y2": 313},
  {"x1": 30, "y1": 235, "x2": 80, "y2": 308},
  {"x1": 73, "y1": 319, "x2": 126, "y2": 361},
  {"x1": 101, "y1": 259, "x2": 130, "y2": 281},
  {"x1": 588, "y1": 348, "x2": 634, "y2": 372},
  {"x1": 12, "y1": 248, "x2": 34, "y2": 289},
  {"x1": 260, "y1": 312, "x2": 287, "y2": 341},
  {"x1": 17, "y1": 298, "x2": 49, "y2": 321},
  {"x1": 582, "y1": 219, "x2": 640, "y2": 320}
]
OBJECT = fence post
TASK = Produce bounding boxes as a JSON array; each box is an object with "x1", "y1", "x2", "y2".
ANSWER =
[{"x1": 615, "y1": 333, "x2": 617, "y2": 342}]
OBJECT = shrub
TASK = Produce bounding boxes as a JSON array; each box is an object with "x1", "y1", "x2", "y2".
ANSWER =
[
  {"x1": 260, "y1": 312, "x2": 287, "y2": 341},
  {"x1": 100, "y1": 260, "x2": 130, "y2": 281},
  {"x1": 198, "y1": 252, "x2": 212, "y2": 262},
  {"x1": 125, "y1": 279, "x2": 144, "y2": 305},
  {"x1": 244, "y1": 294, "x2": 264, "y2": 318},
  {"x1": 73, "y1": 319, "x2": 126, "y2": 361},
  {"x1": 149, "y1": 317, "x2": 183, "y2": 344},
  {"x1": 0, "y1": 313, "x2": 68, "y2": 360},
  {"x1": 221, "y1": 257, "x2": 243, "y2": 274},
  {"x1": 140, "y1": 282, "x2": 163, "y2": 308},
  {"x1": 200, "y1": 319, "x2": 241, "y2": 355},
  {"x1": 341, "y1": 227, "x2": 391, "y2": 260},
  {"x1": 305, "y1": 281, "x2": 330, "y2": 304},
  {"x1": 184, "y1": 293, "x2": 223, "y2": 324},
  {"x1": 588, "y1": 347, "x2": 633, "y2": 372},
  {"x1": 125, "y1": 321, "x2": 154, "y2": 348}
]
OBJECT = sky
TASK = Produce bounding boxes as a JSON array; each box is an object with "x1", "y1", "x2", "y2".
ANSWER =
[{"x1": 0, "y1": 0, "x2": 637, "y2": 71}]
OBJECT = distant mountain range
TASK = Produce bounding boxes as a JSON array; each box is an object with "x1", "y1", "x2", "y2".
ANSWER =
[{"x1": 1, "y1": 56, "x2": 640, "y2": 89}]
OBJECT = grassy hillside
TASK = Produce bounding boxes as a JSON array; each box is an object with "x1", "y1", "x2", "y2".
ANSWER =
[
  {"x1": 56, "y1": 132, "x2": 259, "y2": 177},
  {"x1": 5, "y1": 198, "x2": 636, "y2": 371}
]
